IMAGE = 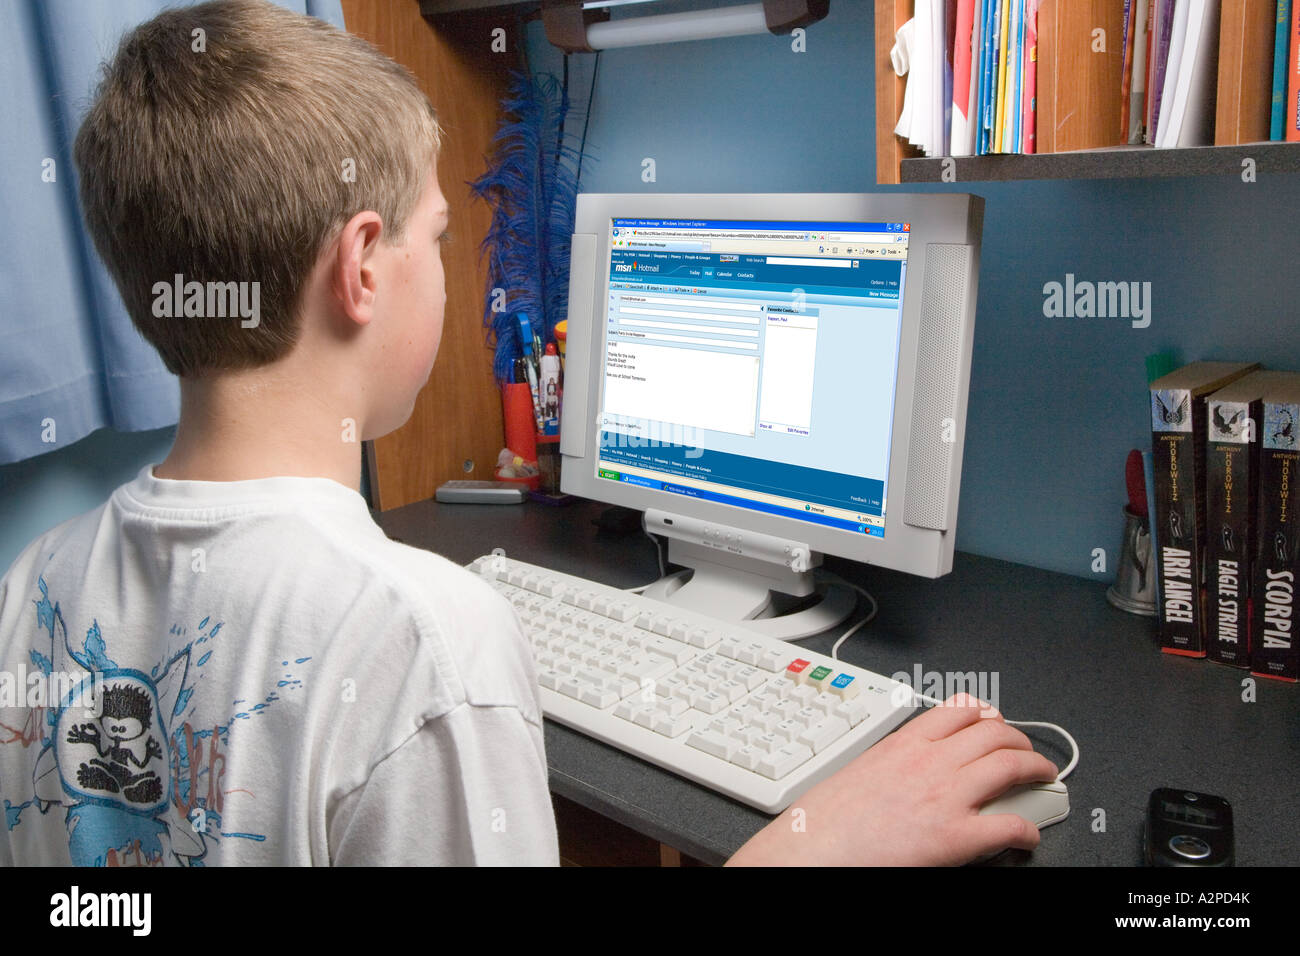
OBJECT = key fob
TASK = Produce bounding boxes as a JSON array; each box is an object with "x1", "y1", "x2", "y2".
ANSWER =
[{"x1": 1144, "y1": 788, "x2": 1233, "y2": 866}]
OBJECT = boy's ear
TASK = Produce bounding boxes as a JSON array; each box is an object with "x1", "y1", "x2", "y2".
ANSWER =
[{"x1": 332, "y1": 211, "x2": 385, "y2": 326}]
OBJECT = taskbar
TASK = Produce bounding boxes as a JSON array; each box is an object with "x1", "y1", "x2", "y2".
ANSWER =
[{"x1": 596, "y1": 466, "x2": 885, "y2": 537}]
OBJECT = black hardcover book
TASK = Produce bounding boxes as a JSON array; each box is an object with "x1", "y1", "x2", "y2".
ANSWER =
[
  {"x1": 1205, "y1": 373, "x2": 1282, "y2": 667},
  {"x1": 1150, "y1": 362, "x2": 1259, "y2": 656},
  {"x1": 1251, "y1": 374, "x2": 1300, "y2": 682}
]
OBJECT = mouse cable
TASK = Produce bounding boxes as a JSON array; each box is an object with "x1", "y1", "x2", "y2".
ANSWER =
[
  {"x1": 911, "y1": 689, "x2": 1079, "y2": 781},
  {"x1": 812, "y1": 569, "x2": 1079, "y2": 782}
]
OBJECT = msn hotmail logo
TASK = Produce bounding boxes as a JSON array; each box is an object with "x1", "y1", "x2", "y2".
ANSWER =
[{"x1": 614, "y1": 261, "x2": 637, "y2": 273}]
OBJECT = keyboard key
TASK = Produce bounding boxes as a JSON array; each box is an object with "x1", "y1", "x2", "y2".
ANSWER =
[
  {"x1": 757, "y1": 650, "x2": 788, "y2": 673},
  {"x1": 615, "y1": 700, "x2": 637, "y2": 721},
  {"x1": 643, "y1": 636, "x2": 695, "y2": 665},
  {"x1": 687, "y1": 627, "x2": 720, "y2": 648},
  {"x1": 830, "y1": 672, "x2": 860, "y2": 700},
  {"x1": 718, "y1": 638, "x2": 742, "y2": 659},
  {"x1": 695, "y1": 691, "x2": 729, "y2": 715},
  {"x1": 757, "y1": 742, "x2": 813, "y2": 780},
  {"x1": 731, "y1": 725, "x2": 766, "y2": 747},
  {"x1": 580, "y1": 685, "x2": 618, "y2": 708},
  {"x1": 797, "y1": 716, "x2": 851, "y2": 754},
  {"x1": 707, "y1": 715, "x2": 744, "y2": 737},
  {"x1": 716, "y1": 680, "x2": 747, "y2": 703},
  {"x1": 766, "y1": 677, "x2": 797, "y2": 699},
  {"x1": 806, "y1": 665, "x2": 835, "y2": 693},
  {"x1": 737, "y1": 642, "x2": 767, "y2": 665},
  {"x1": 754, "y1": 732, "x2": 786, "y2": 753},
  {"x1": 652, "y1": 713, "x2": 694, "y2": 738},
  {"x1": 558, "y1": 677, "x2": 585, "y2": 700},
  {"x1": 688, "y1": 730, "x2": 737, "y2": 761},
  {"x1": 651, "y1": 616, "x2": 676, "y2": 637},
  {"x1": 834, "y1": 696, "x2": 872, "y2": 727},
  {"x1": 735, "y1": 666, "x2": 766, "y2": 691},
  {"x1": 812, "y1": 692, "x2": 841, "y2": 715},
  {"x1": 785, "y1": 659, "x2": 813, "y2": 683},
  {"x1": 790, "y1": 685, "x2": 820, "y2": 704},
  {"x1": 730, "y1": 745, "x2": 764, "y2": 772},
  {"x1": 538, "y1": 669, "x2": 564, "y2": 691}
]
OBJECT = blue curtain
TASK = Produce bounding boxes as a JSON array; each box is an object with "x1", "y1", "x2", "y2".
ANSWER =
[{"x1": 0, "y1": 0, "x2": 345, "y2": 466}]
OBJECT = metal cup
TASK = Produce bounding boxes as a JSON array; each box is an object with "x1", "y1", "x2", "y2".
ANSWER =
[{"x1": 1107, "y1": 505, "x2": 1156, "y2": 616}]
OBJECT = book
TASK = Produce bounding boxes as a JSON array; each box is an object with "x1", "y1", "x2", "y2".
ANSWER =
[
  {"x1": 1205, "y1": 372, "x2": 1287, "y2": 667},
  {"x1": 1151, "y1": 361, "x2": 1260, "y2": 657},
  {"x1": 1144, "y1": 0, "x2": 1159, "y2": 141},
  {"x1": 1122, "y1": 0, "x2": 1138, "y2": 140},
  {"x1": 1022, "y1": 0, "x2": 1039, "y2": 153},
  {"x1": 981, "y1": 0, "x2": 1003, "y2": 153},
  {"x1": 995, "y1": 0, "x2": 1012, "y2": 151},
  {"x1": 1157, "y1": 0, "x2": 1223, "y2": 148},
  {"x1": 1150, "y1": 0, "x2": 1178, "y2": 143},
  {"x1": 952, "y1": 0, "x2": 978, "y2": 155},
  {"x1": 1252, "y1": 373, "x2": 1300, "y2": 681},
  {"x1": 1130, "y1": 0, "x2": 1151, "y2": 142},
  {"x1": 1271, "y1": 0, "x2": 1293, "y2": 138},
  {"x1": 1003, "y1": 0, "x2": 1024, "y2": 151},
  {"x1": 1215, "y1": 0, "x2": 1278, "y2": 144},
  {"x1": 1287, "y1": 0, "x2": 1300, "y2": 139}
]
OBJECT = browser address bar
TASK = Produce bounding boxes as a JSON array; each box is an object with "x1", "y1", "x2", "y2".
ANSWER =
[{"x1": 765, "y1": 256, "x2": 852, "y2": 268}]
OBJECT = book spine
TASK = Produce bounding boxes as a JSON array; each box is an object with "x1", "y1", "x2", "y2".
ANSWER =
[
  {"x1": 1206, "y1": 398, "x2": 1259, "y2": 667},
  {"x1": 952, "y1": 0, "x2": 977, "y2": 156},
  {"x1": 995, "y1": 0, "x2": 1011, "y2": 151},
  {"x1": 982, "y1": 0, "x2": 1002, "y2": 153},
  {"x1": 1288, "y1": 0, "x2": 1300, "y2": 140},
  {"x1": 1144, "y1": 0, "x2": 1158, "y2": 142},
  {"x1": 1121, "y1": 0, "x2": 1136, "y2": 139},
  {"x1": 1152, "y1": 386, "x2": 1209, "y2": 656},
  {"x1": 1129, "y1": 0, "x2": 1150, "y2": 143},
  {"x1": 1151, "y1": 0, "x2": 1177, "y2": 143},
  {"x1": 1022, "y1": 0, "x2": 1039, "y2": 153},
  {"x1": 1252, "y1": 399, "x2": 1300, "y2": 681},
  {"x1": 1272, "y1": 0, "x2": 1292, "y2": 139}
]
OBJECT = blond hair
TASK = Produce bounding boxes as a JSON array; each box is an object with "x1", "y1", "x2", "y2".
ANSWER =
[{"x1": 74, "y1": 0, "x2": 441, "y2": 377}]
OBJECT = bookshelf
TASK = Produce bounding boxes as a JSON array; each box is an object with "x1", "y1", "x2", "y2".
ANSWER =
[
  {"x1": 874, "y1": 0, "x2": 1300, "y2": 184},
  {"x1": 900, "y1": 140, "x2": 1300, "y2": 179}
]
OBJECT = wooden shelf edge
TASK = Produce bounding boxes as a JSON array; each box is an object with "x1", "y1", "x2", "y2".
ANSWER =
[{"x1": 899, "y1": 141, "x2": 1300, "y2": 182}]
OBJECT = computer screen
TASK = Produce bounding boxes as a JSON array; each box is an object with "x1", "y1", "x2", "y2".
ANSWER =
[
  {"x1": 561, "y1": 194, "x2": 982, "y2": 611},
  {"x1": 595, "y1": 216, "x2": 911, "y2": 540}
]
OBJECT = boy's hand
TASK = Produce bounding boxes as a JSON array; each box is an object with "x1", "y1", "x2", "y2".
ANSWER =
[{"x1": 726, "y1": 693, "x2": 1059, "y2": 866}]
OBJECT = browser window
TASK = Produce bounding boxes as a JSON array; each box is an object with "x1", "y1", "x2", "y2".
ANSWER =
[{"x1": 595, "y1": 217, "x2": 910, "y2": 538}]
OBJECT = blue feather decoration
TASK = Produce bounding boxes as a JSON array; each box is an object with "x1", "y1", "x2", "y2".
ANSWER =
[{"x1": 471, "y1": 71, "x2": 585, "y2": 383}]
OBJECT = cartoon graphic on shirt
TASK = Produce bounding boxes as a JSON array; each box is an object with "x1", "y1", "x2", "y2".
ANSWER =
[
  {"x1": 2, "y1": 576, "x2": 310, "y2": 865},
  {"x1": 66, "y1": 684, "x2": 165, "y2": 804}
]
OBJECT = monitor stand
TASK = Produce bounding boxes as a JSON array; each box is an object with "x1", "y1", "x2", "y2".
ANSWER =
[{"x1": 640, "y1": 510, "x2": 858, "y2": 641}]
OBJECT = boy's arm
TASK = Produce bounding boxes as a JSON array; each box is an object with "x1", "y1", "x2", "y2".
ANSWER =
[
  {"x1": 327, "y1": 703, "x2": 558, "y2": 866},
  {"x1": 726, "y1": 694, "x2": 1059, "y2": 866}
]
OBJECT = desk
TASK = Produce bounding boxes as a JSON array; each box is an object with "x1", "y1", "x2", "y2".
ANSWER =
[{"x1": 377, "y1": 497, "x2": 1299, "y2": 866}]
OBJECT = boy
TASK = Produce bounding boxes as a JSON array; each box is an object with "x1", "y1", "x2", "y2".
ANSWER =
[{"x1": 0, "y1": 0, "x2": 1055, "y2": 866}]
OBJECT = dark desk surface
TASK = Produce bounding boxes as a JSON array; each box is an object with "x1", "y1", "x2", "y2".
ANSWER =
[{"x1": 377, "y1": 497, "x2": 1299, "y2": 867}]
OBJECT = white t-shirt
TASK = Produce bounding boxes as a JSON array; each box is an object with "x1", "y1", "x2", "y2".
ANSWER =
[{"x1": 0, "y1": 466, "x2": 558, "y2": 866}]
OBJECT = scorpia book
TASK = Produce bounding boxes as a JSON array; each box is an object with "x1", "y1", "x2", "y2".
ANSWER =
[
  {"x1": 1252, "y1": 373, "x2": 1300, "y2": 681},
  {"x1": 1151, "y1": 361, "x2": 1259, "y2": 655}
]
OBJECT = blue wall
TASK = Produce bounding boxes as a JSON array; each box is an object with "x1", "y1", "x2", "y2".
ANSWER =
[{"x1": 524, "y1": 0, "x2": 1300, "y2": 580}]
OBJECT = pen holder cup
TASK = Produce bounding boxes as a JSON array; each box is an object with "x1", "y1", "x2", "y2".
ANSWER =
[
  {"x1": 1107, "y1": 505, "x2": 1157, "y2": 616},
  {"x1": 502, "y1": 383, "x2": 538, "y2": 463}
]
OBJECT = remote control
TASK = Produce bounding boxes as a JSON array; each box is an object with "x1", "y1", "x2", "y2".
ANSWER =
[{"x1": 435, "y1": 480, "x2": 527, "y2": 504}]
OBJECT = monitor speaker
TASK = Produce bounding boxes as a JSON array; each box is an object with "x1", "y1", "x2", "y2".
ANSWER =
[{"x1": 903, "y1": 243, "x2": 974, "y2": 532}]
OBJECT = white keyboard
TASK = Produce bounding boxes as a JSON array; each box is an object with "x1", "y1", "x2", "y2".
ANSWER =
[{"x1": 467, "y1": 554, "x2": 917, "y2": 813}]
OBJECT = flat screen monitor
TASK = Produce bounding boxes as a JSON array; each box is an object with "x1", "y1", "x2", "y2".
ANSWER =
[{"x1": 560, "y1": 193, "x2": 982, "y2": 635}]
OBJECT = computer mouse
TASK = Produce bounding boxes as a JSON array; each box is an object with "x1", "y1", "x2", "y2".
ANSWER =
[{"x1": 978, "y1": 779, "x2": 1070, "y2": 829}]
